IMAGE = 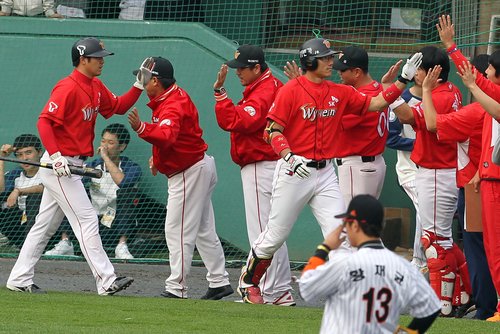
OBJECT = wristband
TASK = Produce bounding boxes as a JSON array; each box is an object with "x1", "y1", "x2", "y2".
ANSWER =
[
  {"x1": 214, "y1": 87, "x2": 226, "y2": 94},
  {"x1": 382, "y1": 83, "x2": 404, "y2": 104},
  {"x1": 135, "y1": 122, "x2": 146, "y2": 135},
  {"x1": 397, "y1": 75, "x2": 410, "y2": 85},
  {"x1": 270, "y1": 133, "x2": 291, "y2": 156},
  {"x1": 389, "y1": 97, "x2": 405, "y2": 110},
  {"x1": 313, "y1": 244, "x2": 331, "y2": 261}
]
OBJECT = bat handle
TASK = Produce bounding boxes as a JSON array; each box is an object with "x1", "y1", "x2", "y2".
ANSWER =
[{"x1": 68, "y1": 166, "x2": 103, "y2": 178}]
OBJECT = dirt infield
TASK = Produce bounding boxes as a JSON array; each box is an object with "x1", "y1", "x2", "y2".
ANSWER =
[{"x1": 0, "y1": 258, "x2": 315, "y2": 306}]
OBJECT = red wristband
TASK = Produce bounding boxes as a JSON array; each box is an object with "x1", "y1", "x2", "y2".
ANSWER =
[
  {"x1": 382, "y1": 83, "x2": 403, "y2": 104},
  {"x1": 270, "y1": 132, "x2": 290, "y2": 156}
]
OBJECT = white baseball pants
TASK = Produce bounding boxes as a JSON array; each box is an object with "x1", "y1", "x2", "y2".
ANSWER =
[
  {"x1": 337, "y1": 154, "x2": 386, "y2": 204},
  {"x1": 164, "y1": 154, "x2": 230, "y2": 297},
  {"x1": 252, "y1": 160, "x2": 346, "y2": 259},
  {"x1": 402, "y1": 179, "x2": 426, "y2": 268},
  {"x1": 241, "y1": 160, "x2": 292, "y2": 302},
  {"x1": 416, "y1": 167, "x2": 458, "y2": 249},
  {"x1": 8, "y1": 152, "x2": 116, "y2": 294}
]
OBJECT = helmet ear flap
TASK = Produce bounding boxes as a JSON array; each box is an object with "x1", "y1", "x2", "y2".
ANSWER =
[{"x1": 307, "y1": 57, "x2": 318, "y2": 71}]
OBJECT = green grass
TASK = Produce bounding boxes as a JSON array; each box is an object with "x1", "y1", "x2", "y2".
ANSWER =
[{"x1": 0, "y1": 289, "x2": 496, "y2": 333}]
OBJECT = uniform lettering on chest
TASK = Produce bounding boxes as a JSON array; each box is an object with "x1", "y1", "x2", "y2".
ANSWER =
[
  {"x1": 301, "y1": 103, "x2": 337, "y2": 121},
  {"x1": 82, "y1": 103, "x2": 100, "y2": 121}
]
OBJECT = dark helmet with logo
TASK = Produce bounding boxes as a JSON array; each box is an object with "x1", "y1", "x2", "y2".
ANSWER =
[
  {"x1": 299, "y1": 38, "x2": 336, "y2": 72},
  {"x1": 71, "y1": 37, "x2": 114, "y2": 66}
]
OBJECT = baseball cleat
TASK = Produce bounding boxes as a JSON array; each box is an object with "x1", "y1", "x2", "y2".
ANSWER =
[
  {"x1": 103, "y1": 276, "x2": 134, "y2": 295},
  {"x1": 115, "y1": 242, "x2": 134, "y2": 260},
  {"x1": 44, "y1": 239, "x2": 75, "y2": 256},
  {"x1": 6, "y1": 283, "x2": 46, "y2": 294},
  {"x1": 486, "y1": 312, "x2": 500, "y2": 322},
  {"x1": 238, "y1": 286, "x2": 264, "y2": 304},
  {"x1": 201, "y1": 284, "x2": 234, "y2": 300},
  {"x1": 267, "y1": 291, "x2": 296, "y2": 306},
  {"x1": 160, "y1": 291, "x2": 183, "y2": 298}
]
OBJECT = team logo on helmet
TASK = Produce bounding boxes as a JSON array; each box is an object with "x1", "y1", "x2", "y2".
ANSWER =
[
  {"x1": 77, "y1": 45, "x2": 86, "y2": 56},
  {"x1": 234, "y1": 50, "x2": 240, "y2": 60},
  {"x1": 99, "y1": 41, "x2": 105, "y2": 50},
  {"x1": 322, "y1": 39, "x2": 331, "y2": 48}
]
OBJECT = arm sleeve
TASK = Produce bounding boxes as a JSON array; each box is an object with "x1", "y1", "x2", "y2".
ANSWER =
[
  {"x1": 138, "y1": 106, "x2": 182, "y2": 150},
  {"x1": 37, "y1": 117, "x2": 60, "y2": 155},
  {"x1": 299, "y1": 256, "x2": 345, "y2": 303},
  {"x1": 407, "y1": 311, "x2": 440, "y2": 333},
  {"x1": 386, "y1": 112, "x2": 414, "y2": 151},
  {"x1": 436, "y1": 105, "x2": 479, "y2": 142},
  {"x1": 99, "y1": 84, "x2": 142, "y2": 118},
  {"x1": 448, "y1": 46, "x2": 500, "y2": 103},
  {"x1": 215, "y1": 95, "x2": 268, "y2": 133},
  {"x1": 117, "y1": 159, "x2": 142, "y2": 188}
]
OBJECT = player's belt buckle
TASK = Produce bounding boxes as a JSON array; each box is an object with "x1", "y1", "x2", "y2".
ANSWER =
[{"x1": 306, "y1": 160, "x2": 327, "y2": 169}]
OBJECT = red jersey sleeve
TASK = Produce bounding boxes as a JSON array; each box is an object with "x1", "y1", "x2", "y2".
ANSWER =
[
  {"x1": 215, "y1": 90, "x2": 270, "y2": 133},
  {"x1": 448, "y1": 45, "x2": 500, "y2": 103},
  {"x1": 436, "y1": 103, "x2": 483, "y2": 142},
  {"x1": 98, "y1": 83, "x2": 142, "y2": 118},
  {"x1": 267, "y1": 81, "x2": 294, "y2": 127},
  {"x1": 345, "y1": 85, "x2": 371, "y2": 116},
  {"x1": 39, "y1": 80, "x2": 77, "y2": 126},
  {"x1": 138, "y1": 102, "x2": 182, "y2": 150}
]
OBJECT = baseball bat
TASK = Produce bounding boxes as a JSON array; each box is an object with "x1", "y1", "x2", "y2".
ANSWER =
[{"x1": 0, "y1": 156, "x2": 103, "y2": 178}]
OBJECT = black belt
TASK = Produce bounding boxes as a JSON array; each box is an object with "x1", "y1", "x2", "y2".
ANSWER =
[
  {"x1": 72, "y1": 155, "x2": 88, "y2": 161},
  {"x1": 336, "y1": 156, "x2": 375, "y2": 166},
  {"x1": 306, "y1": 160, "x2": 328, "y2": 169}
]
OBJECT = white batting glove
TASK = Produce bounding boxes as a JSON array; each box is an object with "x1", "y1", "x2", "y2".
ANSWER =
[
  {"x1": 50, "y1": 152, "x2": 71, "y2": 177},
  {"x1": 133, "y1": 57, "x2": 155, "y2": 90},
  {"x1": 284, "y1": 152, "x2": 311, "y2": 179},
  {"x1": 400, "y1": 52, "x2": 423, "y2": 81}
]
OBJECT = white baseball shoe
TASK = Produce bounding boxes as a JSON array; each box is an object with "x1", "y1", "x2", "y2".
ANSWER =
[
  {"x1": 115, "y1": 242, "x2": 134, "y2": 259},
  {"x1": 44, "y1": 239, "x2": 74, "y2": 256},
  {"x1": 266, "y1": 291, "x2": 296, "y2": 306}
]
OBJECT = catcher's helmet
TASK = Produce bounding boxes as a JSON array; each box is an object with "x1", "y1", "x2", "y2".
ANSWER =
[
  {"x1": 71, "y1": 37, "x2": 114, "y2": 66},
  {"x1": 299, "y1": 38, "x2": 336, "y2": 72}
]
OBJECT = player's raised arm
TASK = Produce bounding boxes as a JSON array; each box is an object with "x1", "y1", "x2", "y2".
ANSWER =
[
  {"x1": 458, "y1": 61, "x2": 500, "y2": 119},
  {"x1": 421, "y1": 65, "x2": 443, "y2": 132},
  {"x1": 368, "y1": 53, "x2": 423, "y2": 113}
]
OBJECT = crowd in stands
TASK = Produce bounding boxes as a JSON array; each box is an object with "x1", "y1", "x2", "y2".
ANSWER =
[{"x1": 0, "y1": 0, "x2": 203, "y2": 20}]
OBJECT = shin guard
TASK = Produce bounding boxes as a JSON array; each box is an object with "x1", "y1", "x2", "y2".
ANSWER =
[{"x1": 243, "y1": 249, "x2": 273, "y2": 286}]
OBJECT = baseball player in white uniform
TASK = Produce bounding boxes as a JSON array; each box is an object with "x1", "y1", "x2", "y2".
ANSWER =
[{"x1": 300, "y1": 195, "x2": 440, "y2": 334}]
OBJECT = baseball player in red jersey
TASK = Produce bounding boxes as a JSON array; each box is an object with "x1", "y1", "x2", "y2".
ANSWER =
[
  {"x1": 237, "y1": 37, "x2": 423, "y2": 304},
  {"x1": 391, "y1": 46, "x2": 473, "y2": 316},
  {"x1": 438, "y1": 15, "x2": 500, "y2": 321},
  {"x1": 6, "y1": 37, "x2": 144, "y2": 294},
  {"x1": 300, "y1": 195, "x2": 440, "y2": 334},
  {"x1": 213, "y1": 45, "x2": 295, "y2": 305},
  {"x1": 421, "y1": 59, "x2": 497, "y2": 319},
  {"x1": 332, "y1": 46, "x2": 387, "y2": 203},
  {"x1": 128, "y1": 57, "x2": 233, "y2": 300}
]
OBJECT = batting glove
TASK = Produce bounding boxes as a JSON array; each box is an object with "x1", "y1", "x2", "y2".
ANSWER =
[
  {"x1": 134, "y1": 57, "x2": 155, "y2": 90},
  {"x1": 284, "y1": 152, "x2": 311, "y2": 179},
  {"x1": 400, "y1": 52, "x2": 423, "y2": 82},
  {"x1": 50, "y1": 152, "x2": 71, "y2": 177}
]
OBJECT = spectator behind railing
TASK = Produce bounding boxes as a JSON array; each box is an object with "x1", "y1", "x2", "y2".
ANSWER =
[
  {"x1": 118, "y1": 0, "x2": 145, "y2": 20},
  {"x1": 0, "y1": 0, "x2": 63, "y2": 18},
  {"x1": 56, "y1": 0, "x2": 87, "y2": 18}
]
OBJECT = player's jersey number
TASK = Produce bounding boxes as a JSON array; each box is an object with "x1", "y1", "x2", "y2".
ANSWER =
[{"x1": 362, "y1": 287, "x2": 392, "y2": 323}]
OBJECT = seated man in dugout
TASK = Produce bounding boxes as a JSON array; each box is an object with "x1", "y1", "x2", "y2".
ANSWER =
[{"x1": 0, "y1": 134, "x2": 44, "y2": 249}]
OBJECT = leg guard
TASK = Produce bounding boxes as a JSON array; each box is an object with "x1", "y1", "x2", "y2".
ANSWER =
[
  {"x1": 425, "y1": 243, "x2": 458, "y2": 316},
  {"x1": 450, "y1": 243, "x2": 472, "y2": 305},
  {"x1": 243, "y1": 249, "x2": 272, "y2": 286}
]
